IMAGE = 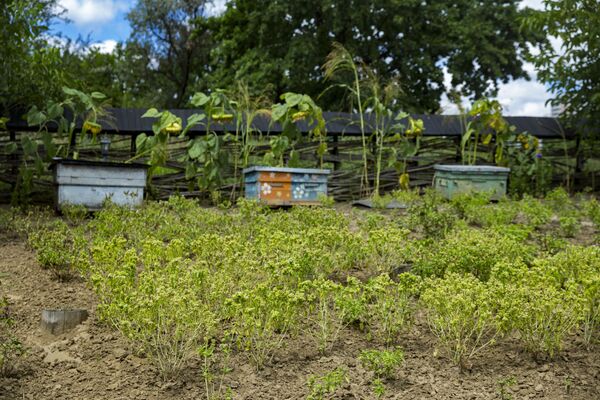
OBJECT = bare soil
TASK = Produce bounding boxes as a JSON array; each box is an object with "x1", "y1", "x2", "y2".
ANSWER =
[{"x1": 1, "y1": 239, "x2": 599, "y2": 400}]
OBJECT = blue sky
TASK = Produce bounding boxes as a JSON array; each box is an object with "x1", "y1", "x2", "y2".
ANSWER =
[
  {"x1": 51, "y1": 0, "x2": 553, "y2": 116},
  {"x1": 51, "y1": 0, "x2": 135, "y2": 52}
]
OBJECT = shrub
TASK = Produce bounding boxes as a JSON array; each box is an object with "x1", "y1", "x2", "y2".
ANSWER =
[
  {"x1": 226, "y1": 284, "x2": 303, "y2": 369},
  {"x1": 61, "y1": 203, "x2": 88, "y2": 225},
  {"x1": 363, "y1": 274, "x2": 417, "y2": 345},
  {"x1": 450, "y1": 191, "x2": 492, "y2": 220},
  {"x1": 531, "y1": 231, "x2": 569, "y2": 254},
  {"x1": 413, "y1": 227, "x2": 532, "y2": 281},
  {"x1": 300, "y1": 278, "x2": 350, "y2": 354},
  {"x1": 408, "y1": 189, "x2": 457, "y2": 239},
  {"x1": 335, "y1": 277, "x2": 368, "y2": 328},
  {"x1": 198, "y1": 340, "x2": 234, "y2": 400},
  {"x1": 391, "y1": 188, "x2": 421, "y2": 206},
  {"x1": 506, "y1": 279, "x2": 581, "y2": 358},
  {"x1": 517, "y1": 195, "x2": 553, "y2": 228},
  {"x1": 464, "y1": 200, "x2": 518, "y2": 228},
  {"x1": 0, "y1": 292, "x2": 24, "y2": 377},
  {"x1": 545, "y1": 187, "x2": 575, "y2": 215},
  {"x1": 582, "y1": 197, "x2": 600, "y2": 227},
  {"x1": 91, "y1": 238, "x2": 217, "y2": 380},
  {"x1": 421, "y1": 273, "x2": 499, "y2": 369},
  {"x1": 532, "y1": 246, "x2": 600, "y2": 348},
  {"x1": 306, "y1": 367, "x2": 348, "y2": 400},
  {"x1": 27, "y1": 220, "x2": 84, "y2": 280},
  {"x1": 489, "y1": 224, "x2": 533, "y2": 242},
  {"x1": 491, "y1": 260, "x2": 585, "y2": 359},
  {"x1": 559, "y1": 216, "x2": 579, "y2": 238},
  {"x1": 359, "y1": 347, "x2": 404, "y2": 379},
  {"x1": 365, "y1": 227, "x2": 411, "y2": 274}
]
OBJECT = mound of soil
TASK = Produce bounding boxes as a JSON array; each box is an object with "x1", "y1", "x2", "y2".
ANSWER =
[{"x1": 1, "y1": 240, "x2": 599, "y2": 400}]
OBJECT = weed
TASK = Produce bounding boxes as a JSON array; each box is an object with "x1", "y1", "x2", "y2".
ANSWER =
[{"x1": 306, "y1": 367, "x2": 348, "y2": 400}]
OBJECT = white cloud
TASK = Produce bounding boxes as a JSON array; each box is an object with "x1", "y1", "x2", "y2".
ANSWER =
[
  {"x1": 519, "y1": 0, "x2": 544, "y2": 10},
  {"x1": 206, "y1": 0, "x2": 228, "y2": 16},
  {"x1": 440, "y1": 61, "x2": 552, "y2": 117},
  {"x1": 58, "y1": 0, "x2": 130, "y2": 25},
  {"x1": 496, "y1": 79, "x2": 551, "y2": 116},
  {"x1": 91, "y1": 39, "x2": 117, "y2": 54}
]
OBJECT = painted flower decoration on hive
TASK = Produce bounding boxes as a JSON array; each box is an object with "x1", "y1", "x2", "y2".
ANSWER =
[{"x1": 261, "y1": 183, "x2": 272, "y2": 195}]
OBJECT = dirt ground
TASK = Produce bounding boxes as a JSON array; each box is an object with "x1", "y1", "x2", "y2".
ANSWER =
[{"x1": 0, "y1": 239, "x2": 599, "y2": 400}]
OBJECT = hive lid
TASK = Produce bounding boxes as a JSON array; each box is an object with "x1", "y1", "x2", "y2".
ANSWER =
[
  {"x1": 243, "y1": 166, "x2": 331, "y2": 175},
  {"x1": 50, "y1": 157, "x2": 149, "y2": 170},
  {"x1": 434, "y1": 164, "x2": 510, "y2": 173}
]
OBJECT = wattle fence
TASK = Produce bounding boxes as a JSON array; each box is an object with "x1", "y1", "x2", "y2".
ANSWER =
[{"x1": 0, "y1": 109, "x2": 593, "y2": 204}]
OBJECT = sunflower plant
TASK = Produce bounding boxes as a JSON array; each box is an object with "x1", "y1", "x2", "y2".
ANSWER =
[
  {"x1": 268, "y1": 92, "x2": 326, "y2": 167},
  {"x1": 460, "y1": 98, "x2": 513, "y2": 165}
]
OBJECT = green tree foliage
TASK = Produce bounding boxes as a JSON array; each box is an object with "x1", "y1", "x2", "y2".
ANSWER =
[
  {"x1": 525, "y1": 0, "x2": 600, "y2": 131},
  {"x1": 0, "y1": 0, "x2": 64, "y2": 114},
  {"x1": 123, "y1": 0, "x2": 215, "y2": 107},
  {"x1": 1, "y1": 2, "x2": 125, "y2": 114},
  {"x1": 209, "y1": 0, "x2": 543, "y2": 112}
]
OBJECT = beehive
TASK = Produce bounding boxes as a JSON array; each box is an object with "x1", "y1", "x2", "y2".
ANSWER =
[
  {"x1": 243, "y1": 166, "x2": 330, "y2": 206},
  {"x1": 51, "y1": 159, "x2": 148, "y2": 211}
]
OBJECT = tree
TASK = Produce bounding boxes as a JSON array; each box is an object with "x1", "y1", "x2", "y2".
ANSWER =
[
  {"x1": 208, "y1": 0, "x2": 543, "y2": 113},
  {"x1": 124, "y1": 0, "x2": 215, "y2": 108},
  {"x1": 0, "y1": 0, "x2": 65, "y2": 115},
  {"x1": 525, "y1": 0, "x2": 600, "y2": 133}
]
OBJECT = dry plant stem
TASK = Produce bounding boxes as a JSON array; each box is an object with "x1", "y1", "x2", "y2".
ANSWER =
[
  {"x1": 311, "y1": 299, "x2": 346, "y2": 354},
  {"x1": 427, "y1": 314, "x2": 498, "y2": 370},
  {"x1": 148, "y1": 313, "x2": 204, "y2": 381}
]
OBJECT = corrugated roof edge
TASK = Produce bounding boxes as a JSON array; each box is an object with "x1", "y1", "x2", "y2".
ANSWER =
[{"x1": 6, "y1": 108, "x2": 575, "y2": 139}]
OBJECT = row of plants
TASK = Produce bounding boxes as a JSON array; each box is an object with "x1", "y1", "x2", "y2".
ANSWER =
[
  {"x1": 0, "y1": 44, "x2": 561, "y2": 207},
  {"x1": 1, "y1": 188, "x2": 598, "y2": 397},
  {"x1": 0, "y1": 280, "x2": 24, "y2": 378}
]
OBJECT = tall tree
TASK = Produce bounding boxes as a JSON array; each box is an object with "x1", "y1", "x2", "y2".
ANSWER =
[
  {"x1": 525, "y1": 0, "x2": 600, "y2": 132},
  {"x1": 208, "y1": 0, "x2": 542, "y2": 113},
  {"x1": 0, "y1": 0, "x2": 64, "y2": 115},
  {"x1": 124, "y1": 0, "x2": 215, "y2": 108}
]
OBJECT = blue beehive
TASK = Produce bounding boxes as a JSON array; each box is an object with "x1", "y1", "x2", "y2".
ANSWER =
[{"x1": 243, "y1": 166, "x2": 331, "y2": 206}]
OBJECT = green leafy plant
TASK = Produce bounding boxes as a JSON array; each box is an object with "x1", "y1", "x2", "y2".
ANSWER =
[
  {"x1": 507, "y1": 133, "x2": 551, "y2": 197},
  {"x1": 61, "y1": 203, "x2": 88, "y2": 225},
  {"x1": 300, "y1": 279, "x2": 350, "y2": 354},
  {"x1": 228, "y1": 81, "x2": 271, "y2": 198},
  {"x1": 531, "y1": 246, "x2": 600, "y2": 348},
  {"x1": 517, "y1": 195, "x2": 553, "y2": 228},
  {"x1": 496, "y1": 376, "x2": 517, "y2": 400},
  {"x1": 0, "y1": 292, "x2": 24, "y2": 377},
  {"x1": 559, "y1": 216, "x2": 579, "y2": 238},
  {"x1": 90, "y1": 238, "x2": 217, "y2": 380},
  {"x1": 359, "y1": 347, "x2": 404, "y2": 379},
  {"x1": 198, "y1": 340, "x2": 234, "y2": 400},
  {"x1": 408, "y1": 188, "x2": 457, "y2": 239},
  {"x1": 362, "y1": 72, "x2": 423, "y2": 195},
  {"x1": 323, "y1": 42, "x2": 369, "y2": 194},
  {"x1": 27, "y1": 87, "x2": 111, "y2": 159},
  {"x1": 28, "y1": 220, "x2": 80, "y2": 280},
  {"x1": 317, "y1": 193, "x2": 335, "y2": 207},
  {"x1": 268, "y1": 92, "x2": 326, "y2": 167},
  {"x1": 371, "y1": 378, "x2": 386, "y2": 399},
  {"x1": 306, "y1": 367, "x2": 348, "y2": 400},
  {"x1": 363, "y1": 274, "x2": 417, "y2": 345},
  {"x1": 365, "y1": 227, "x2": 411, "y2": 274},
  {"x1": 187, "y1": 91, "x2": 235, "y2": 194},
  {"x1": 414, "y1": 227, "x2": 532, "y2": 281},
  {"x1": 226, "y1": 284, "x2": 303, "y2": 369},
  {"x1": 459, "y1": 98, "x2": 513, "y2": 165},
  {"x1": 421, "y1": 273, "x2": 500, "y2": 370},
  {"x1": 11, "y1": 87, "x2": 110, "y2": 205},
  {"x1": 491, "y1": 260, "x2": 584, "y2": 359}
]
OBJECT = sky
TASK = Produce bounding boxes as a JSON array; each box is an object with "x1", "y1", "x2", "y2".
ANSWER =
[{"x1": 52, "y1": 0, "x2": 553, "y2": 116}]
